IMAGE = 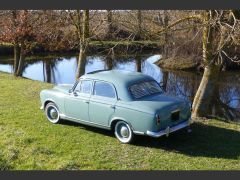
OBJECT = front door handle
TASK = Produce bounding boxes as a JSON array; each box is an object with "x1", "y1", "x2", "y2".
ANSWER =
[{"x1": 110, "y1": 105, "x2": 116, "y2": 109}]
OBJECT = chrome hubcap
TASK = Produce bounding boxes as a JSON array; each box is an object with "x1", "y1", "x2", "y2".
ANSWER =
[
  {"x1": 115, "y1": 121, "x2": 133, "y2": 143},
  {"x1": 47, "y1": 106, "x2": 58, "y2": 121},
  {"x1": 49, "y1": 108, "x2": 58, "y2": 119},
  {"x1": 120, "y1": 126, "x2": 129, "y2": 138}
]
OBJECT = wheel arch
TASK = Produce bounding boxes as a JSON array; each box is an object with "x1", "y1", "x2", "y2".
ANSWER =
[
  {"x1": 43, "y1": 99, "x2": 57, "y2": 110},
  {"x1": 110, "y1": 117, "x2": 135, "y2": 131}
]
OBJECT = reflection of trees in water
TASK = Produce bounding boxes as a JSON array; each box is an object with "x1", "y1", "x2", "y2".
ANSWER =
[
  {"x1": 219, "y1": 83, "x2": 240, "y2": 110},
  {"x1": 162, "y1": 70, "x2": 240, "y2": 121},
  {"x1": 162, "y1": 70, "x2": 169, "y2": 92},
  {"x1": 135, "y1": 55, "x2": 142, "y2": 72},
  {"x1": 214, "y1": 75, "x2": 240, "y2": 121},
  {"x1": 164, "y1": 70, "x2": 200, "y2": 103},
  {"x1": 105, "y1": 55, "x2": 115, "y2": 70},
  {"x1": 42, "y1": 58, "x2": 61, "y2": 83}
]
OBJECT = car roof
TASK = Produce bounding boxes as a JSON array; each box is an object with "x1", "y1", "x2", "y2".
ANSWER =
[{"x1": 80, "y1": 70, "x2": 154, "y2": 101}]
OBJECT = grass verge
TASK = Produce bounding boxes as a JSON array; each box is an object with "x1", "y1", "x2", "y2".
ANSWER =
[{"x1": 0, "y1": 72, "x2": 240, "y2": 170}]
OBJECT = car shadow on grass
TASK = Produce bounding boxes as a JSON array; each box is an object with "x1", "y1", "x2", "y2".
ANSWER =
[
  {"x1": 133, "y1": 122, "x2": 240, "y2": 160},
  {"x1": 60, "y1": 120, "x2": 240, "y2": 160},
  {"x1": 60, "y1": 120, "x2": 114, "y2": 137}
]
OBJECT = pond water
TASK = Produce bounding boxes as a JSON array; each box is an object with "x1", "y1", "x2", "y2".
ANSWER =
[{"x1": 0, "y1": 54, "x2": 240, "y2": 121}]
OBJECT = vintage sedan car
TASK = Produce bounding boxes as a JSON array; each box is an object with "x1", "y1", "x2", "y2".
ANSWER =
[{"x1": 40, "y1": 70, "x2": 192, "y2": 143}]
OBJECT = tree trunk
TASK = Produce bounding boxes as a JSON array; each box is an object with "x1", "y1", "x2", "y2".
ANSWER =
[
  {"x1": 191, "y1": 10, "x2": 222, "y2": 118},
  {"x1": 106, "y1": 10, "x2": 113, "y2": 39},
  {"x1": 162, "y1": 11, "x2": 169, "y2": 58},
  {"x1": 136, "y1": 10, "x2": 142, "y2": 40},
  {"x1": 192, "y1": 65, "x2": 221, "y2": 118},
  {"x1": 82, "y1": 10, "x2": 89, "y2": 42},
  {"x1": 135, "y1": 55, "x2": 142, "y2": 72},
  {"x1": 76, "y1": 45, "x2": 86, "y2": 78},
  {"x1": 13, "y1": 44, "x2": 20, "y2": 76},
  {"x1": 76, "y1": 10, "x2": 89, "y2": 79},
  {"x1": 16, "y1": 41, "x2": 26, "y2": 77}
]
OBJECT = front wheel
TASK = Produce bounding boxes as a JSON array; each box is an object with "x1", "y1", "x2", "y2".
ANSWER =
[
  {"x1": 45, "y1": 102, "x2": 61, "y2": 124},
  {"x1": 114, "y1": 121, "x2": 134, "y2": 144}
]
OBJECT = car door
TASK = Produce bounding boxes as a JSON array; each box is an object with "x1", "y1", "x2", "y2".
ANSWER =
[
  {"x1": 64, "y1": 79, "x2": 93, "y2": 121},
  {"x1": 89, "y1": 81, "x2": 117, "y2": 126}
]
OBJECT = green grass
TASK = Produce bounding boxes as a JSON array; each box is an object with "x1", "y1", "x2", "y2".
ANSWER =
[{"x1": 0, "y1": 72, "x2": 240, "y2": 170}]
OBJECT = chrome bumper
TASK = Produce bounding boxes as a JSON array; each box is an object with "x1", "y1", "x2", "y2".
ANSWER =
[{"x1": 146, "y1": 118, "x2": 192, "y2": 138}]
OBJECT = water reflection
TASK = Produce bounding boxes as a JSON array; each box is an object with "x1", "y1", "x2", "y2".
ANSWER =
[{"x1": 0, "y1": 54, "x2": 239, "y2": 121}]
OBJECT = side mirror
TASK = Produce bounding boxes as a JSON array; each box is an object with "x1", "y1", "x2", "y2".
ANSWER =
[{"x1": 73, "y1": 91, "x2": 78, "y2": 97}]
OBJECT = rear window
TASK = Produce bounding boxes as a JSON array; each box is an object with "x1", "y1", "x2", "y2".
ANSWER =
[{"x1": 129, "y1": 80, "x2": 162, "y2": 99}]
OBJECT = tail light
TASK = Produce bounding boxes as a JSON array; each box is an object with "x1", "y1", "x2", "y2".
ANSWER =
[{"x1": 156, "y1": 114, "x2": 161, "y2": 125}]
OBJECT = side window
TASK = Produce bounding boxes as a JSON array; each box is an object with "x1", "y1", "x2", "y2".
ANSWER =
[
  {"x1": 74, "y1": 80, "x2": 92, "y2": 94},
  {"x1": 93, "y1": 81, "x2": 116, "y2": 98}
]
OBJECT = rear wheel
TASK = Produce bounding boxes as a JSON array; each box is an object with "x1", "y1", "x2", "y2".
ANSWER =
[
  {"x1": 114, "y1": 121, "x2": 134, "y2": 144},
  {"x1": 45, "y1": 102, "x2": 60, "y2": 124}
]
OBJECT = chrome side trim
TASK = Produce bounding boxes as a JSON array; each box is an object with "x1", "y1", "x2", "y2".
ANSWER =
[
  {"x1": 59, "y1": 114, "x2": 111, "y2": 130},
  {"x1": 133, "y1": 131, "x2": 145, "y2": 135},
  {"x1": 171, "y1": 109, "x2": 180, "y2": 113},
  {"x1": 146, "y1": 119, "x2": 191, "y2": 138}
]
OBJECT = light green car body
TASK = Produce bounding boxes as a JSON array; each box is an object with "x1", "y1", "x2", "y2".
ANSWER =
[{"x1": 40, "y1": 70, "x2": 192, "y2": 137}]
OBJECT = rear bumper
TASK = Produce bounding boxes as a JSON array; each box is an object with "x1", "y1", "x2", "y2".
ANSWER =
[{"x1": 146, "y1": 118, "x2": 192, "y2": 138}]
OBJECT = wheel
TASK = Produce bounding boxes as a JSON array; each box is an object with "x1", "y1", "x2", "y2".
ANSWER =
[
  {"x1": 45, "y1": 102, "x2": 60, "y2": 124},
  {"x1": 114, "y1": 121, "x2": 134, "y2": 144}
]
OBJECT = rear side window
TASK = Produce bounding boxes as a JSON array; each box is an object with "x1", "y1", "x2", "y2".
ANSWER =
[
  {"x1": 129, "y1": 80, "x2": 162, "y2": 99},
  {"x1": 93, "y1": 81, "x2": 116, "y2": 98}
]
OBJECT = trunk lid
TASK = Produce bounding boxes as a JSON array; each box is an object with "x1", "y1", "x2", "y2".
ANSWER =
[{"x1": 131, "y1": 93, "x2": 191, "y2": 130}]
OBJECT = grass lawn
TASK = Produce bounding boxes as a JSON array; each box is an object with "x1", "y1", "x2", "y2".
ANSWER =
[{"x1": 0, "y1": 72, "x2": 240, "y2": 170}]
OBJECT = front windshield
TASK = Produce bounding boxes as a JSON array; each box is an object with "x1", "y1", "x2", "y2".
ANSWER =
[{"x1": 129, "y1": 80, "x2": 163, "y2": 99}]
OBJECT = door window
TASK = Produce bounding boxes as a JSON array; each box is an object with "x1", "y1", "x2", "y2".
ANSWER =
[
  {"x1": 93, "y1": 81, "x2": 116, "y2": 98},
  {"x1": 74, "y1": 80, "x2": 92, "y2": 94}
]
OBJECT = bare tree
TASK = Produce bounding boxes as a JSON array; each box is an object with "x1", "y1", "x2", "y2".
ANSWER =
[
  {"x1": 68, "y1": 10, "x2": 90, "y2": 78},
  {"x1": 192, "y1": 10, "x2": 240, "y2": 118},
  {"x1": 0, "y1": 10, "x2": 33, "y2": 76},
  {"x1": 76, "y1": 10, "x2": 89, "y2": 78}
]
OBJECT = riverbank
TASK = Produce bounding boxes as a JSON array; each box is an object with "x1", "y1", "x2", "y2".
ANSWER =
[
  {"x1": 0, "y1": 41, "x2": 164, "y2": 56},
  {"x1": 155, "y1": 56, "x2": 202, "y2": 71},
  {"x1": 0, "y1": 72, "x2": 240, "y2": 170}
]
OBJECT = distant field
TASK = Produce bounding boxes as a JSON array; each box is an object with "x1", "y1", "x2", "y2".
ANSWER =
[{"x1": 0, "y1": 72, "x2": 240, "y2": 170}]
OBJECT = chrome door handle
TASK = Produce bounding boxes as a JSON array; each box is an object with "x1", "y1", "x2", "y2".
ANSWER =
[
  {"x1": 110, "y1": 105, "x2": 115, "y2": 109},
  {"x1": 83, "y1": 100, "x2": 89, "y2": 103}
]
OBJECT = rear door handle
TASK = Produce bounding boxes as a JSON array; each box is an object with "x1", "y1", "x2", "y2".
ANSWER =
[{"x1": 83, "y1": 100, "x2": 89, "y2": 103}]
